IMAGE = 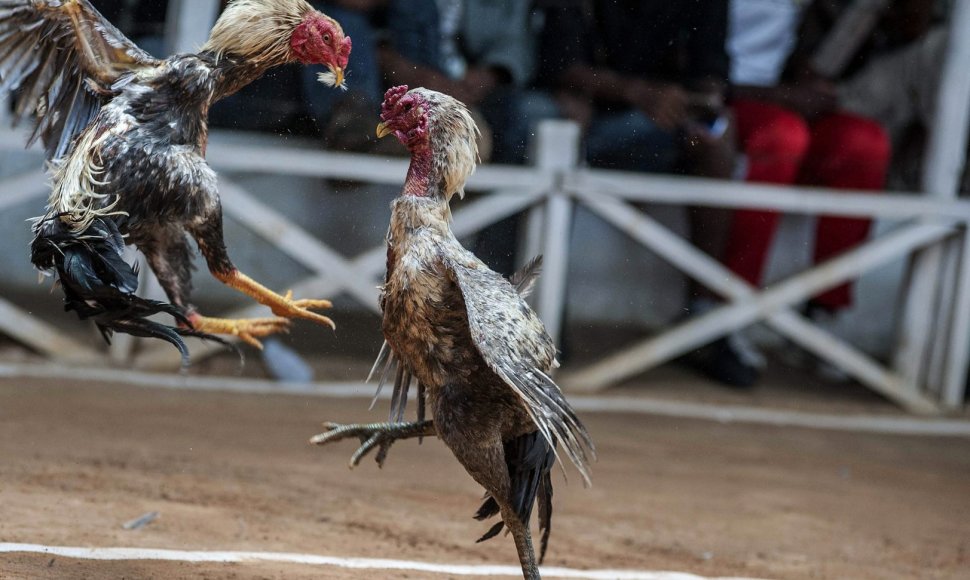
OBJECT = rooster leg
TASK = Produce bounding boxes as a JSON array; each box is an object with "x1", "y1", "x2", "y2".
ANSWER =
[
  {"x1": 310, "y1": 420, "x2": 435, "y2": 468},
  {"x1": 142, "y1": 230, "x2": 291, "y2": 349},
  {"x1": 213, "y1": 269, "x2": 335, "y2": 329},
  {"x1": 188, "y1": 208, "x2": 335, "y2": 329}
]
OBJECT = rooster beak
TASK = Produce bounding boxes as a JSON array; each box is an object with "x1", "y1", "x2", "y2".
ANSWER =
[
  {"x1": 376, "y1": 122, "x2": 392, "y2": 138},
  {"x1": 333, "y1": 66, "x2": 344, "y2": 88}
]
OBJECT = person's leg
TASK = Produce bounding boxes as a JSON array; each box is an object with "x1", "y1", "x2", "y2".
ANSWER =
[
  {"x1": 687, "y1": 100, "x2": 809, "y2": 387},
  {"x1": 801, "y1": 112, "x2": 890, "y2": 310},
  {"x1": 723, "y1": 99, "x2": 811, "y2": 286},
  {"x1": 585, "y1": 110, "x2": 678, "y2": 173}
]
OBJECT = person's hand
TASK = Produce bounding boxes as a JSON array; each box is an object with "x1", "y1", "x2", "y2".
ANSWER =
[
  {"x1": 458, "y1": 67, "x2": 500, "y2": 106},
  {"x1": 775, "y1": 80, "x2": 838, "y2": 120},
  {"x1": 624, "y1": 80, "x2": 689, "y2": 132}
]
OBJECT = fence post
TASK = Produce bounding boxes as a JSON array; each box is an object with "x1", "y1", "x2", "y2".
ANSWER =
[
  {"x1": 894, "y1": 0, "x2": 970, "y2": 405},
  {"x1": 532, "y1": 121, "x2": 581, "y2": 348}
]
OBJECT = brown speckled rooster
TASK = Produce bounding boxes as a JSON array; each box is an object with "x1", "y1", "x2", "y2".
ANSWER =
[
  {"x1": 0, "y1": 0, "x2": 350, "y2": 361},
  {"x1": 312, "y1": 86, "x2": 594, "y2": 580}
]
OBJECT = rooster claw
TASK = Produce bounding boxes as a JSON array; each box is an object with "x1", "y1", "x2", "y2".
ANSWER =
[
  {"x1": 270, "y1": 291, "x2": 335, "y2": 329},
  {"x1": 311, "y1": 420, "x2": 434, "y2": 468}
]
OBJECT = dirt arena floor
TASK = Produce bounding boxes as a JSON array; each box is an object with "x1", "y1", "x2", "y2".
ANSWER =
[{"x1": 1, "y1": 375, "x2": 969, "y2": 580}]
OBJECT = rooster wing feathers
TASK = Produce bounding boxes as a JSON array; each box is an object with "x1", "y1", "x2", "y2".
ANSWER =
[
  {"x1": 0, "y1": 0, "x2": 158, "y2": 159},
  {"x1": 445, "y1": 255, "x2": 595, "y2": 486}
]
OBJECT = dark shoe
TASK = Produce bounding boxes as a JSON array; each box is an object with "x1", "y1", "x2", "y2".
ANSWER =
[{"x1": 686, "y1": 336, "x2": 761, "y2": 388}]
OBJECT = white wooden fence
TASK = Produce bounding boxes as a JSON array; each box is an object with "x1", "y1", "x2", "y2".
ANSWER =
[{"x1": 0, "y1": 0, "x2": 968, "y2": 414}]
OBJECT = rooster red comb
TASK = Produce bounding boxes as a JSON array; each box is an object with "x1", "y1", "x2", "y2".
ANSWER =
[{"x1": 381, "y1": 85, "x2": 410, "y2": 121}]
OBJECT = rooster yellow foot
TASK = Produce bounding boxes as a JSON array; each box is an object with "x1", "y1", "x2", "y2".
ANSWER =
[
  {"x1": 269, "y1": 290, "x2": 335, "y2": 329},
  {"x1": 216, "y1": 270, "x2": 335, "y2": 329},
  {"x1": 188, "y1": 314, "x2": 291, "y2": 349},
  {"x1": 310, "y1": 420, "x2": 435, "y2": 468}
]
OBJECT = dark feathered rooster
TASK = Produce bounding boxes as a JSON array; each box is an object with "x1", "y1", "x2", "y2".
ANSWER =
[
  {"x1": 0, "y1": 0, "x2": 351, "y2": 361},
  {"x1": 311, "y1": 86, "x2": 595, "y2": 580}
]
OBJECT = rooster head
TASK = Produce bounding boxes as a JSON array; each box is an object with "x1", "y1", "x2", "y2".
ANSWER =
[
  {"x1": 204, "y1": 0, "x2": 351, "y2": 88},
  {"x1": 378, "y1": 86, "x2": 479, "y2": 200},
  {"x1": 292, "y1": 12, "x2": 352, "y2": 88}
]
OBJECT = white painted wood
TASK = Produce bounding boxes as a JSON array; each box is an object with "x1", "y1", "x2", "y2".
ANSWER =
[
  {"x1": 165, "y1": 0, "x2": 219, "y2": 55},
  {"x1": 943, "y1": 230, "x2": 970, "y2": 407},
  {"x1": 533, "y1": 121, "x2": 581, "y2": 346},
  {"x1": 219, "y1": 178, "x2": 382, "y2": 310},
  {"x1": 564, "y1": 221, "x2": 953, "y2": 402},
  {"x1": 0, "y1": 299, "x2": 103, "y2": 363},
  {"x1": 925, "y1": 235, "x2": 961, "y2": 395},
  {"x1": 520, "y1": 206, "x2": 546, "y2": 275},
  {"x1": 206, "y1": 137, "x2": 551, "y2": 191},
  {"x1": 893, "y1": 0, "x2": 970, "y2": 403},
  {"x1": 132, "y1": 190, "x2": 550, "y2": 370},
  {"x1": 572, "y1": 192, "x2": 941, "y2": 412},
  {"x1": 923, "y1": 0, "x2": 970, "y2": 201},
  {"x1": 569, "y1": 170, "x2": 970, "y2": 219}
]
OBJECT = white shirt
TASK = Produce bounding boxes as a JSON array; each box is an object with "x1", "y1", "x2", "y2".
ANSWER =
[{"x1": 728, "y1": 0, "x2": 809, "y2": 86}]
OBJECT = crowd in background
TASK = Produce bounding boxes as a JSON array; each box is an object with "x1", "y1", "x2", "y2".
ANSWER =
[{"x1": 92, "y1": 0, "x2": 955, "y2": 387}]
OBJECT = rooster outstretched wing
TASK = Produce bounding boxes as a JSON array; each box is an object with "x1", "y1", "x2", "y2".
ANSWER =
[{"x1": 0, "y1": 0, "x2": 159, "y2": 159}]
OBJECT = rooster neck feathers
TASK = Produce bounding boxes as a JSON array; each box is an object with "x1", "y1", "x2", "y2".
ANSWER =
[
  {"x1": 383, "y1": 87, "x2": 479, "y2": 203},
  {"x1": 202, "y1": 0, "x2": 314, "y2": 66}
]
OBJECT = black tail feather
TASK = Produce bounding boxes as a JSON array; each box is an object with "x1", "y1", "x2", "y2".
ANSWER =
[
  {"x1": 472, "y1": 431, "x2": 557, "y2": 562},
  {"x1": 31, "y1": 217, "x2": 233, "y2": 366}
]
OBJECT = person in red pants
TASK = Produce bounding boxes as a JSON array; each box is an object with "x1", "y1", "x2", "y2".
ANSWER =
[
  {"x1": 689, "y1": 0, "x2": 893, "y2": 388},
  {"x1": 726, "y1": 100, "x2": 891, "y2": 309}
]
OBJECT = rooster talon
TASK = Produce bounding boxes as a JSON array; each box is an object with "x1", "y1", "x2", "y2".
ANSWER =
[{"x1": 292, "y1": 298, "x2": 333, "y2": 310}]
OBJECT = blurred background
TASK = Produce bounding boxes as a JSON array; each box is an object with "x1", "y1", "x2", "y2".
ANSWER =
[{"x1": 0, "y1": 0, "x2": 968, "y2": 413}]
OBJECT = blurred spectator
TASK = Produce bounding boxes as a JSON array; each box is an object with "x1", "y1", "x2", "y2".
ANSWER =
[
  {"x1": 838, "y1": 0, "x2": 959, "y2": 191},
  {"x1": 537, "y1": 0, "x2": 736, "y2": 361},
  {"x1": 378, "y1": 0, "x2": 554, "y2": 164},
  {"x1": 692, "y1": 0, "x2": 894, "y2": 388},
  {"x1": 537, "y1": 0, "x2": 732, "y2": 176}
]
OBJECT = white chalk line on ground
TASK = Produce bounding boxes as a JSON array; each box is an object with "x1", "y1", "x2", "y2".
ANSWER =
[
  {"x1": 0, "y1": 543, "x2": 766, "y2": 580},
  {"x1": 1, "y1": 362, "x2": 969, "y2": 438}
]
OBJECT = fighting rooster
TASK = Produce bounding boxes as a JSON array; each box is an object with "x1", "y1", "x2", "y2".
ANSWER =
[
  {"x1": 312, "y1": 86, "x2": 594, "y2": 580},
  {"x1": 0, "y1": 0, "x2": 350, "y2": 359}
]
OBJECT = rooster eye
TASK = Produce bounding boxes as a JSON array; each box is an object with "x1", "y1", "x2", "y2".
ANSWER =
[{"x1": 323, "y1": 34, "x2": 331, "y2": 43}]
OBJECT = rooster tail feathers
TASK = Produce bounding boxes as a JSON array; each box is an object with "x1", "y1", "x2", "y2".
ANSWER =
[
  {"x1": 30, "y1": 217, "x2": 224, "y2": 366},
  {"x1": 473, "y1": 430, "x2": 557, "y2": 563}
]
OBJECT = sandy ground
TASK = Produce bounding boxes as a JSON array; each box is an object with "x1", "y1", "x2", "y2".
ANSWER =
[{"x1": 1, "y1": 377, "x2": 969, "y2": 580}]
